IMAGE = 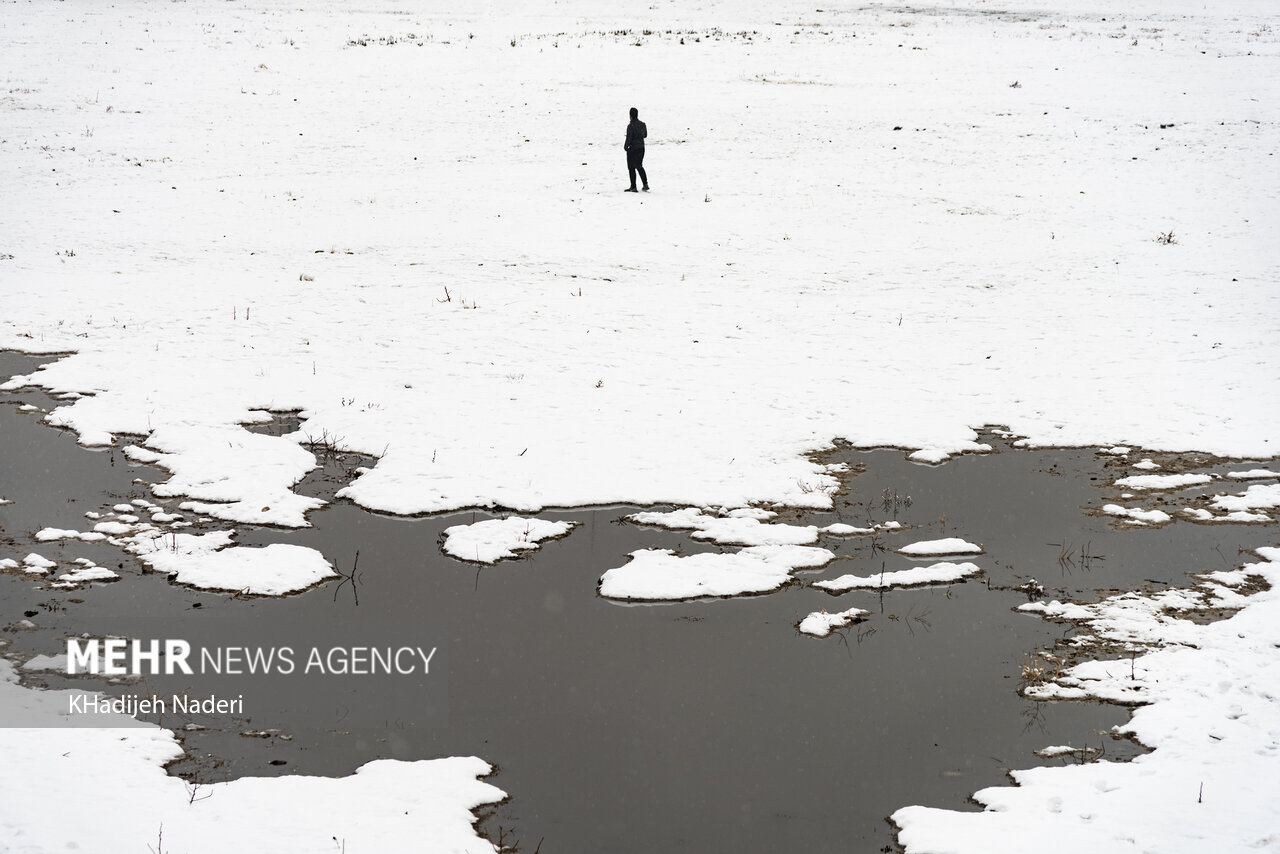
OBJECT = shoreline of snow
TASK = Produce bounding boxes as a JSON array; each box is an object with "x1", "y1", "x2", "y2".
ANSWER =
[
  {"x1": 9, "y1": 348, "x2": 1275, "y2": 528},
  {"x1": 891, "y1": 548, "x2": 1280, "y2": 852},
  {"x1": 0, "y1": 661, "x2": 505, "y2": 853}
]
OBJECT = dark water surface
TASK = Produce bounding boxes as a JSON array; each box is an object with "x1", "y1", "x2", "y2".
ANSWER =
[{"x1": 2, "y1": 350, "x2": 1271, "y2": 853}]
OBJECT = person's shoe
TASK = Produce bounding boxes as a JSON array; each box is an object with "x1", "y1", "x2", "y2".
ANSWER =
[
  {"x1": 642, "y1": 185, "x2": 650, "y2": 192},
  {"x1": 624, "y1": 187, "x2": 638, "y2": 192}
]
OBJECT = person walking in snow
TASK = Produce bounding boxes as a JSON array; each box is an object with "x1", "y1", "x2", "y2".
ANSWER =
[{"x1": 624, "y1": 107, "x2": 649, "y2": 192}]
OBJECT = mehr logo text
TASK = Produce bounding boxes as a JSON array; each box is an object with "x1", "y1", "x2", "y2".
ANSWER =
[{"x1": 66, "y1": 638, "x2": 437, "y2": 676}]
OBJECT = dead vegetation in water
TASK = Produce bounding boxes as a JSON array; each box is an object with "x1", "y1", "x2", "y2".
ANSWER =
[{"x1": 1018, "y1": 649, "x2": 1062, "y2": 687}]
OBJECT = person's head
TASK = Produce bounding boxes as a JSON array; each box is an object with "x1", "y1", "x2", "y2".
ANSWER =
[{"x1": 629, "y1": 107, "x2": 638, "y2": 120}]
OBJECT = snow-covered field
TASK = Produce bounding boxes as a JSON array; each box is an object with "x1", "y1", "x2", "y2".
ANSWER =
[{"x1": 2, "y1": 0, "x2": 1278, "y2": 849}]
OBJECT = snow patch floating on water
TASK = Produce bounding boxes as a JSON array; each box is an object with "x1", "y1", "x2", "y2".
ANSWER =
[
  {"x1": 798, "y1": 606, "x2": 869, "y2": 637},
  {"x1": 21, "y1": 553, "x2": 56, "y2": 574},
  {"x1": 627, "y1": 507, "x2": 819, "y2": 546},
  {"x1": 1016, "y1": 599, "x2": 1094, "y2": 622},
  {"x1": 1113, "y1": 472, "x2": 1214, "y2": 490},
  {"x1": 1181, "y1": 507, "x2": 1272, "y2": 524},
  {"x1": 440, "y1": 516, "x2": 577, "y2": 564},
  {"x1": 896, "y1": 537, "x2": 983, "y2": 556},
  {"x1": 34, "y1": 528, "x2": 83, "y2": 542},
  {"x1": 1032, "y1": 745, "x2": 1072, "y2": 758},
  {"x1": 35, "y1": 527, "x2": 108, "y2": 543},
  {"x1": 23, "y1": 500, "x2": 334, "y2": 595},
  {"x1": 1131, "y1": 458, "x2": 1161, "y2": 471},
  {"x1": 1100, "y1": 504, "x2": 1172, "y2": 525},
  {"x1": 814, "y1": 561, "x2": 981, "y2": 592},
  {"x1": 137, "y1": 539, "x2": 335, "y2": 596},
  {"x1": 55, "y1": 559, "x2": 119, "y2": 587},
  {"x1": 822, "y1": 523, "x2": 875, "y2": 536},
  {"x1": 821, "y1": 523, "x2": 880, "y2": 536},
  {"x1": 897, "y1": 550, "x2": 1280, "y2": 852},
  {"x1": 598, "y1": 545, "x2": 834, "y2": 601},
  {"x1": 1211, "y1": 482, "x2": 1280, "y2": 513},
  {"x1": 1227, "y1": 469, "x2": 1279, "y2": 480},
  {"x1": 21, "y1": 653, "x2": 67, "y2": 671}
]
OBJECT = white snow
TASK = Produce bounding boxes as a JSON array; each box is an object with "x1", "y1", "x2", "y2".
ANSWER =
[
  {"x1": 896, "y1": 550, "x2": 1280, "y2": 852},
  {"x1": 30, "y1": 513, "x2": 338, "y2": 594},
  {"x1": 137, "y1": 537, "x2": 336, "y2": 595},
  {"x1": 21, "y1": 554, "x2": 56, "y2": 574},
  {"x1": 1113, "y1": 473, "x2": 1214, "y2": 490},
  {"x1": 814, "y1": 561, "x2": 982, "y2": 592},
  {"x1": 1227, "y1": 469, "x2": 1279, "y2": 480},
  {"x1": 1032, "y1": 745, "x2": 1078, "y2": 759},
  {"x1": 896, "y1": 537, "x2": 983, "y2": 557},
  {"x1": 598, "y1": 545, "x2": 834, "y2": 600},
  {"x1": 0, "y1": 0, "x2": 1274, "y2": 527},
  {"x1": 798, "y1": 606, "x2": 869, "y2": 637},
  {"x1": 35, "y1": 527, "x2": 109, "y2": 543},
  {"x1": 910, "y1": 444, "x2": 992, "y2": 464},
  {"x1": 1016, "y1": 599, "x2": 1095, "y2": 622},
  {"x1": 440, "y1": 516, "x2": 577, "y2": 563},
  {"x1": 0, "y1": 662, "x2": 505, "y2": 853},
  {"x1": 1100, "y1": 504, "x2": 1173, "y2": 525},
  {"x1": 627, "y1": 507, "x2": 819, "y2": 546},
  {"x1": 93, "y1": 520, "x2": 136, "y2": 536},
  {"x1": 1181, "y1": 507, "x2": 1272, "y2": 524},
  {"x1": 55, "y1": 560, "x2": 119, "y2": 588},
  {"x1": 21, "y1": 654, "x2": 67, "y2": 672},
  {"x1": 1211, "y1": 482, "x2": 1280, "y2": 513},
  {"x1": 56, "y1": 561, "x2": 119, "y2": 585},
  {"x1": 127, "y1": 426, "x2": 324, "y2": 527},
  {"x1": 0, "y1": 559, "x2": 19, "y2": 571},
  {"x1": 1131, "y1": 458, "x2": 1161, "y2": 470},
  {"x1": 34, "y1": 528, "x2": 82, "y2": 542},
  {"x1": 821, "y1": 523, "x2": 876, "y2": 536}
]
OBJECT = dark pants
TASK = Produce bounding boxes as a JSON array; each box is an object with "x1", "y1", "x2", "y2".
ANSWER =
[{"x1": 627, "y1": 147, "x2": 648, "y2": 189}]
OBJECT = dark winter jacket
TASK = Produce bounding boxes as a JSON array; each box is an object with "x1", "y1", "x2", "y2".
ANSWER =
[{"x1": 624, "y1": 119, "x2": 647, "y2": 151}]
